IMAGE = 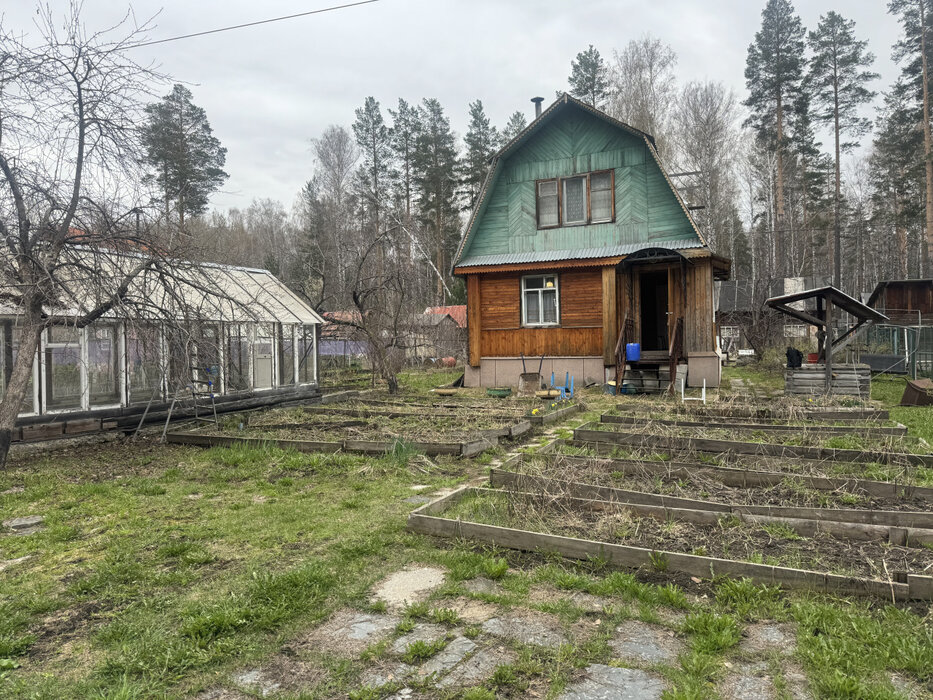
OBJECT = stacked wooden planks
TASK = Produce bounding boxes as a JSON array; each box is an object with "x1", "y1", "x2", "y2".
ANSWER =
[{"x1": 784, "y1": 364, "x2": 871, "y2": 396}]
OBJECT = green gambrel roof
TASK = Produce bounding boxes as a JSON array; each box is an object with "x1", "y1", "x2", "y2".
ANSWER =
[{"x1": 452, "y1": 94, "x2": 708, "y2": 270}]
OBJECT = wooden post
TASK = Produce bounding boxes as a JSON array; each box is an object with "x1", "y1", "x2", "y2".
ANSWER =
[
  {"x1": 467, "y1": 275, "x2": 481, "y2": 368},
  {"x1": 602, "y1": 266, "x2": 618, "y2": 365},
  {"x1": 825, "y1": 298, "x2": 833, "y2": 395}
]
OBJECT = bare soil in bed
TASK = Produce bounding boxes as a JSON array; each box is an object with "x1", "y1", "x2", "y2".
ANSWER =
[
  {"x1": 520, "y1": 453, "x2": 933, "y2": 511},
  {"x1": 450, "y1": 489, "x2": 933, "y2": 580}
]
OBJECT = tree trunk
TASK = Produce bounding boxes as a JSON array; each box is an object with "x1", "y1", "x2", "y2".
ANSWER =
[
  {"x1": 833, "y1": 61, "x2": 842, "y2": 289},
  {"x1": 921, "y1": 0, "x2": 933, "y2": 276},
  {"x1": 0, "y1": 319, "x2": 42, "y2": 468},
  {"x1": 775, "y1": 94, "x2": 786, "y2": 277}
]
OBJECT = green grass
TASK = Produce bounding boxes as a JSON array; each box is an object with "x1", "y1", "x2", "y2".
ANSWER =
[
  {"x1": 3, "y1": 382, "x2": 933, "y2": 699},
  {"x1": 873, "y1": 373, "x2": 933, "y2": 445},
  {"x1": 0, "y1": 440, "x2": 465, "y2": 698}
]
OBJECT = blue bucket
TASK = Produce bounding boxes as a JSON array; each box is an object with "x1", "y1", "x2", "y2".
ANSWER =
[{"x1": 626, "y1": 342, "x2": 641, "y2": 362}]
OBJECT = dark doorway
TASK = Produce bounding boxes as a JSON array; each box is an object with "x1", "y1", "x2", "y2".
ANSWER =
[{"x1": 639, "y1": 270, "x2": 669, "y2": 352}]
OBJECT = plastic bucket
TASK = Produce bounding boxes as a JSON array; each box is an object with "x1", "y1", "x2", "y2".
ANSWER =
[{"x1": 626, "y1": 342, "x2": 641, "y2": 362}]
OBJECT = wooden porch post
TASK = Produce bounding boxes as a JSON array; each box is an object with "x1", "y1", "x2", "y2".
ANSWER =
[
  {"x1": 467, "y1": 275, "x2": 481, "y2": 368},
  {"x1": 825, "y1": 298, "x2": 833, "y2": 395},
  {"x1": 602, "y1": 266, "x2": 617, "y2": 365}
]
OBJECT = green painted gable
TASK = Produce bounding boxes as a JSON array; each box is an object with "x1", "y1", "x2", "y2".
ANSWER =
[{"x1": 455, "y1": 98, "x2": 704, "y2": 267}]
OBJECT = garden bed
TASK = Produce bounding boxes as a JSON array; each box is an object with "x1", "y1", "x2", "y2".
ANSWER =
[
  {"x1": 574, "y1": 422, "x2": 933, "y2": 467},
  {"x1": 166, "y1": 398, "x2": 579, "y2": 458},
  {"x1": 408, "y1": 486, "x2": 933, "y2": 601},
  {"x1": 496, "y1": 452, "x2": 933, "y2": 511},
  {"x1": 600, "y1": 413, "x2": 909, "y2": 437}
]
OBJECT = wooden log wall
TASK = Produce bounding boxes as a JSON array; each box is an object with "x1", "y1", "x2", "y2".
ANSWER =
[{"x1": 474, "y1": 268, "x2": 603, "y2": 358}]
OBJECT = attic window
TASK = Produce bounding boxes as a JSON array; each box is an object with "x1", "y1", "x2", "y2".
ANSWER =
[
  {"x1": 535, "y1": 170, "x2": 615, "y2": 229},
  {"x1": 537, "y1": 180, "x2": 559, "y2": 227}
]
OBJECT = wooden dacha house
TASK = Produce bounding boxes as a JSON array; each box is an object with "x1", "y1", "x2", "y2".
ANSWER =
[{"x1": 452, "y1": 94, "x2": 729, "y2": 390}]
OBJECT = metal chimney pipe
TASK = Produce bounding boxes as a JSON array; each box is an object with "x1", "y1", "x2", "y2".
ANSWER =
[{"x1": 531, "y1": 96, "x2": 544, "y2": 118}]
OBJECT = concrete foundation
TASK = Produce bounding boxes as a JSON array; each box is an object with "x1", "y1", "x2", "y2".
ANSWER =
[{"x1": 464, "y1": 357, "x2": 606, "y2": 388}]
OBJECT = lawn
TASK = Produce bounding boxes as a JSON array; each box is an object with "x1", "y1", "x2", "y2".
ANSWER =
[{"x1": 0, "y1": 371, "x2": 931, "y2": 699}]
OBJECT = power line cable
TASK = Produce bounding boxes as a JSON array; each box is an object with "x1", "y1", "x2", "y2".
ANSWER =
[{"x1": 131, "y1": 0, "x2": 380, "y2": 48}]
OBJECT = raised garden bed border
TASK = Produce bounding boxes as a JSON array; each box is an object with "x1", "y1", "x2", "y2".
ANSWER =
[
  {"x1": 600, "y1": 413, "x2": 909, "y2": 437},
  {"x1": 574, "y1": 423, "x2": 933, "y2": 467},
  {"x1": 408, "y1": 486, "x2": 932, "y2": 601},
  {"x1": 489, "y1": 469, "x2": 933, "y2": 534},
  {"x1": 612, "y1": 405, "x2": 889, "y2": 421},
  {"x1": 543, "y1": 447, "x2": 933, "y2": 501},
  {"x1": 165, "y1": 431, "x2": 496, "y2": 458}
]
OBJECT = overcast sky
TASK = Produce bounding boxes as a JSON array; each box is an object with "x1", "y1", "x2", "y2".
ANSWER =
[{"x1": 3, "y1": 1, "x2": 904, "y2": 213}]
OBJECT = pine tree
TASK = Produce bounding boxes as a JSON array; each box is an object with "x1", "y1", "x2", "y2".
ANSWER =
[
  {"x1": 501, "y1": 110, "x2": 528, "y2": 143},
  {"x1": 461, "y1": 100, "x2": 498, "y2": 210},
  {"x1": 889, "y1": 0, "x2": 933, "y2": 272},
  {"x1": 568, "y1": 45, "x2": 609, "y2": 108},
  {"x1": 388, "y1": 98, "x2": 422, "y2": 225},
  {"x1": 352, "y1": 96, "x2": 393, "y2": 235},
  {"x1": 870, "y1": 80, "x2": 925, "y2": 277},
  {"x1": 413, "y1": 98, "x2": 459, "y2": 303},
  {"x1": 744, "y1": 0, "x2": 806, "y2": 276},
  {"x1": 807, "y1": 11, "x2": 878, "y2": 287},
  {"x1": 141, "y1": 84, "x2": 228, "y2": 231}
]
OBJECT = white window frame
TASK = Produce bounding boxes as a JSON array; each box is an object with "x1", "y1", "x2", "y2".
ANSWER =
[{"x1": 521, "y1": 275, "x2": 560, "y2": 327}]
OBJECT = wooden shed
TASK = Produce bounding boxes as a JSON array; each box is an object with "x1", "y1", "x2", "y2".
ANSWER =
[{"x1": 452, "y1": 94, "x2": 728, "y2": 389}]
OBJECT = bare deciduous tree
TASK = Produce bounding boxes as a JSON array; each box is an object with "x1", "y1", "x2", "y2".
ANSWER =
[
  {"x1": 0, "y1": 4, "x2": 258, "y2": 466},
  {"x1": 608, "y1": 35, "x2": 678, "y2": 156}
]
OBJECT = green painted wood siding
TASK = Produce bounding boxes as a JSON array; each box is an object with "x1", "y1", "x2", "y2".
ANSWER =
[{"x1": 464, "y1": 105, "x2": 699, "y2": 260}]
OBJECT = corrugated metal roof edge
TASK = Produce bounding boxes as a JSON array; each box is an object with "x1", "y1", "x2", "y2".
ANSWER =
[
  {"x1": 451, "y1": 94, "x2": 708, "y2": 269},
  {"x1": 454, "y1": 240, "x2": 707, "y2": 271}
]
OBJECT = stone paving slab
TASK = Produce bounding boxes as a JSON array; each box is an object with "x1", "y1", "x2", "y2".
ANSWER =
[
  {"x1": 609, "y1": 621, "x2": 685, "y2": 665},
  {"x1": 0, "y1": 555, "x2": 32, "y2": 573},
  {"x1": 445, "y1": 597, "x2": 499, "y2": 623},
  {"x1": 403, "y1": 495, "x2": 432, "y2": 504},
  {"x1": 194, "y1": 688, "x2": 252, "y2": 700},
  {"x1": 528, "y1": 585, "x2": 609, "y2": 613},
  {"x1": 359, "y1": 661, "x2": 413, "y2": 688},
  {"x1": 298, "y1": 609, "x2": 399, "y2": 657},
  {"x1": 481, "y1": 611, "x2": 567, "y2": 648},
  {"x1": 890, "y1": 672, "x2": 929, "y2": 700},
  {"x1": 3, "y1": 515, "x2": 44, "y2": 535},
  {"x1": 462, "y1": 576, "x2": 505, "y2": 596},
  {"x1": 229, "y1": 655, "x2": 326, "y2": 698},
  {"x1": 391, "y1": 622, "x2": 447, "y2": 654},
  {"x1": 416, "y1": 635, "x2": 476, "y2": 679},
  {"x1": 558, "y1": 664, "x2": 667, "y2": 700},
  {"x1": 373, "y1": 567, "x2": 446, "y2": 610},
  {"x1": 437, "y1": 645, "x2": 517, "y2": 688},
  {"x1": 721, "y1": 661, "x2": 777, "y2": 700},
  {"x1": 740, "y1": 623, "x2": 796, "y2": 656}
]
